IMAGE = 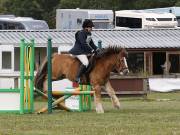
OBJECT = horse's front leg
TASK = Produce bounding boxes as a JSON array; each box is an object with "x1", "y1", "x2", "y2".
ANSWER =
[
  {"x1": 43, "y1": 78, "x2": 48, "y2": 93},
  {"x1": 104, "y1": 81, "x2": 120, "y2": 109},
  {"x1": 93, "y1": 85, "x2": 104, "y2": 113}
]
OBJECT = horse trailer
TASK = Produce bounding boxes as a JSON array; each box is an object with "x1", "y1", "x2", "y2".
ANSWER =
[
  {"x1": 143, "y1": 7, "x2": 180, "y2": 27},
  {"x1": 115, "y1": 10, "x2": 178, "y2": 29},
  {"x1": 56, "y1": 9, "x2": 113, "y2": 30}
]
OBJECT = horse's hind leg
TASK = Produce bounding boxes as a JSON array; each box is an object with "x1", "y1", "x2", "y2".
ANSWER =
[
  {"x1": 104, "y1": 81, "x2": 120, "y2": 109},
  {"x1": 93, "y1": 84, "x2": 104, "y2": 113}
]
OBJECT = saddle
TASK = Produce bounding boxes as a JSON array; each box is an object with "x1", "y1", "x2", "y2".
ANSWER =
[
  {"x1": 86, "y1": 48, "x2": 104, "y2": 74},
  {"x1": 77, "y1": 48, "x2": 105, "y2": 83},
  {"x1": 86, "y1": 54, "x2": 95, "y2": 73}
]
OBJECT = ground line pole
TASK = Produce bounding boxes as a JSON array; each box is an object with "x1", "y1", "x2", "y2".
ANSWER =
[{"x1": 47, "y1": 38, "x2": 52, "y2": 113}]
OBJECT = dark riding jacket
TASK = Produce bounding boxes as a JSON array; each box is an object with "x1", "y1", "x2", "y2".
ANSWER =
[{"x1": 69, "y1": 30, "x2": 97, "y2": 55}]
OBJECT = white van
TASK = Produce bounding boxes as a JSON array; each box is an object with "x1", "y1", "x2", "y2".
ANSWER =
[{"x1": 115, "y1": 10, "x2": 178, "y2": 29}]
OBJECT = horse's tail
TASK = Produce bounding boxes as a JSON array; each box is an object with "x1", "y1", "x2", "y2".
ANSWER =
[{"x1": 34, "y1": 57, "x2": 48, "y2": 91}]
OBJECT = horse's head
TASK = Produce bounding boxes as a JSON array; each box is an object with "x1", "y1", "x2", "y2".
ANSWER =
[
  {"x1": 95, "y1": 46, "x2": 129, "y2": 75},
  {"x1": 114, "y1": 48, "x2": 129, "y2": 75}
]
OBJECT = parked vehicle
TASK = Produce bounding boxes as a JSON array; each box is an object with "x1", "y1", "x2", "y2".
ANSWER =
[
  {"x1": 0, "y1": 15, "x2": 49, "y2": 30},
  {"x1": 56, "y1": 9, "x2": 113, "y2": 29},
  {"x1": 115, "y1": 10, "x2": 178, "y2": 29},
  {"x1": 143, "y1": 7, "x2": 180, "y2": 27}
]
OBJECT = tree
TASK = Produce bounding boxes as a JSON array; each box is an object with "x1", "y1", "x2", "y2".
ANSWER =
[
  {"x1": 0, "y1": 0, "x2": 10, "y2": 13},
  {"x1": 59, "y1": 0, "x2": 80, "y2": 8},
  {"x1": 133, "y1": 0, "x2": 177, "y2": 9},
  {"x1": 0, "y1": 0, "x2": 59, "y2": 28},
  {"x1": 175, "y1": 0, "x2": 180, "y2": 6}
]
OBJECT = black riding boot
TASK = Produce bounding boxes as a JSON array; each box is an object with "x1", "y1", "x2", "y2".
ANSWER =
[{"x1": 75, "y1": 65, "x2": 87, "y2": 83}]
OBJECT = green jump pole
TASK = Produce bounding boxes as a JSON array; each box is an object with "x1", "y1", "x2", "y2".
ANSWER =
[
  {"x1": 79, "y1": 85, "x2": 83, "y2": 111},
  {"x1": 47, "y1": 38, "x2": 52, "y2": 113},
  {"x1": 20, "y1": 39, "x2": 25, "y2": 114},
  {"x1": 30, "y1": 39, "x2": 35, "y2": 113},
  {"x1": 87, "y1": 85, "x2": 92, "y2": 110},
  {"x1": 78, "y1": 85, "x2": 92, "y2": 111}
]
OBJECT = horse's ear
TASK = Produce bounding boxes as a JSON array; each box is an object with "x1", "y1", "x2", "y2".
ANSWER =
[{"x1": 120, "y1": 48, "x2": 127, "y2": 57}]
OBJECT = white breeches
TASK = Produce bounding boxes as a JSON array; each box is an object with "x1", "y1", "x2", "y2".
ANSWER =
[{"x1": 76, "y1": 55, "x2": 89, "y2": 67}]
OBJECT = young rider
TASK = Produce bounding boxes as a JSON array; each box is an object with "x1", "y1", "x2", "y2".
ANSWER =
[{"x1": 69, "y1": 19, "x2": 98, "y2": 83}]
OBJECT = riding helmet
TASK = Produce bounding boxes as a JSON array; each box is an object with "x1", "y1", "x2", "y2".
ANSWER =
[{"x1": 82, "y1": 19, "x2": 94, "y2": 28}]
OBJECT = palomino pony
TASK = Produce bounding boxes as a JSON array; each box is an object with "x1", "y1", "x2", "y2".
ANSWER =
[{"x1": 35, "y1": 47, "x2": 129, "y2": 113}]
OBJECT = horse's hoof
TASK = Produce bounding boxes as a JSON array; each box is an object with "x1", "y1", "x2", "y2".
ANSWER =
[
  {"x1": 114, "y1": 101, "x2": 121, "y2": 109},
  {"x1": 96, "y1": 109, "x2": 104, "y2": 113},
  {"x1": 95, "y1": 103, "x2": 104, "y2": 113},
  {"x1": 112, "y1": 98, "x2": 121, "y2": 109},
  {"x1": 96, "y1": 107, "x2": 104, "y2": 113},
  {"x1": 114, "y1": 104, "x2": 120, "y2": 109}
]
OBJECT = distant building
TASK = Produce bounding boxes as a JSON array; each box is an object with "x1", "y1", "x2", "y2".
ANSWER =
[{"x1": 56, "y1": 9, "x2": 113, "y2": 30}]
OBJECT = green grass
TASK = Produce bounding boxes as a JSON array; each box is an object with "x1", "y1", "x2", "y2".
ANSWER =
[{"x1": 1, "y1": 92, "x2": 180, "y2": 135}]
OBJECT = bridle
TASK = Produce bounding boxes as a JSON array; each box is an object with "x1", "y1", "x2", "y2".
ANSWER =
[{"x1": 114, "y1": 51, "x2": 129, "y2": 75}]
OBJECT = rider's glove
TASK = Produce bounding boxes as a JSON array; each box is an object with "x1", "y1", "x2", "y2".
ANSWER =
[{"x1": 95, "y1": 48, "x2": 100, "y2": 54}]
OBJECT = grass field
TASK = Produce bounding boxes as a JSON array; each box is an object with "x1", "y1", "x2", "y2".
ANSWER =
[{"x1": 1, "y1": 92, "x2": 180, "y2": 135}]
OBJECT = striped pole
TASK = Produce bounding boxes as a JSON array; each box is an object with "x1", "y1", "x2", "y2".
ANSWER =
[{"x1": 20, "y1": 39, "x2": 34, "y2": 114}]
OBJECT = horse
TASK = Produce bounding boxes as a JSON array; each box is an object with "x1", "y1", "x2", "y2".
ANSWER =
[{"x1": 35, "y1": 46, "x2": 129, "y2": 113}]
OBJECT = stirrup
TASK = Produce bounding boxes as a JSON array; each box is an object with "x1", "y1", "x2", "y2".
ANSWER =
[{"x1": 75, "y1": 78, "x2": 81, "y2": 84}]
